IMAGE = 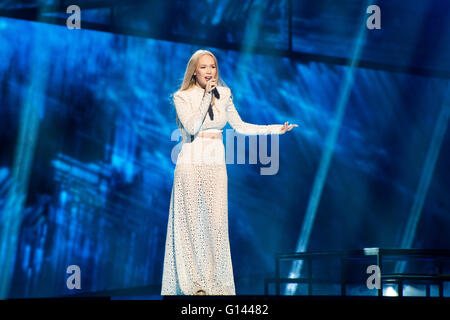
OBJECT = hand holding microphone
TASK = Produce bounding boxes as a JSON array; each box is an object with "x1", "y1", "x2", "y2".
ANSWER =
[
  {"x1": 205, "y1": 78, "x2": 220, "y2": 99},
  {"x1": 205, "y1": 77, "x2": 216, "y2": 93}
]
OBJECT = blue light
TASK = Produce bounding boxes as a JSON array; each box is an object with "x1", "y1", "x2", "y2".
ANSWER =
[{"x1": 60, "y1": 190, "x2": 68, "y2": 205}]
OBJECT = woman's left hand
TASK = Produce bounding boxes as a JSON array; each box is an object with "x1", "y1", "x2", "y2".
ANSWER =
[{"x1": 280, "y1": 121, "x2": 298, "y2": 134}]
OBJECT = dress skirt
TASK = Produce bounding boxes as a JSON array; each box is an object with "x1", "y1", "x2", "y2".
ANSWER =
[{"x1": 161, "y1": 135, "x2": 236, "y2": 295}]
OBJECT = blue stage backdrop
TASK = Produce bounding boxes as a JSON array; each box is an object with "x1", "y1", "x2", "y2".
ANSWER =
[{"x1": 0, "y1": 15, "x2": 449, "y2": 297}]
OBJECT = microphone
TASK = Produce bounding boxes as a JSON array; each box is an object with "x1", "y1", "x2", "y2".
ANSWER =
[
  {"x1": 207, "y1": 87, "x2": 219, "y2": 120},
  {"x1": 212, "y1": 87, "x2": 220, "y2": 99}
]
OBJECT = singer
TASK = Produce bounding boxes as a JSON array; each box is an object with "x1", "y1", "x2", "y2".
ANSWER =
[{"x1": 161, "y1": 49, "x2": 297, "y2": 296}]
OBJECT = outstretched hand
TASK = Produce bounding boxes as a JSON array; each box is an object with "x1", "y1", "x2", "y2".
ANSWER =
[{"x1": 280, "y1": 121, "x2": 298, "y2": 134}]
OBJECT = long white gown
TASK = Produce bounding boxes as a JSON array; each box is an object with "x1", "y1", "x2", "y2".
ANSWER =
[{"x1": 161, "y1": 85, "x2": 282, "y2": 295}]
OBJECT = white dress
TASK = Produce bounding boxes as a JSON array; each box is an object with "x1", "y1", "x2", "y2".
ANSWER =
[{"x1": 161, "y1": 85, "x2": 282, "y2": 295}]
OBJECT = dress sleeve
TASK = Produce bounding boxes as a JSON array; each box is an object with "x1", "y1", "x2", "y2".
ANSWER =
[
  {"x1": 225, "y1": 89, "x2": 283, "y2": 135},
  {"x1": 173, "y1": 90, "x2": 212, "y2": 136}
]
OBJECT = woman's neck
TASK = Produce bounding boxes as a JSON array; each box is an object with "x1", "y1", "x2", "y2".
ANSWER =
[{"x1": 194, "y1": 82, "x2": 205, "y2": 89}]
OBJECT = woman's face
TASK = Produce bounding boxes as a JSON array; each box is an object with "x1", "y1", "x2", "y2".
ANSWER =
[{"x1": 194, "y1": 54, "x2": 217, "y2": 88}]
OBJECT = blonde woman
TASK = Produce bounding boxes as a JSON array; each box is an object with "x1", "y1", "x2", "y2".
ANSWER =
[{"x1": 161, "y1": 49, "x2": 297, "y2": 296}]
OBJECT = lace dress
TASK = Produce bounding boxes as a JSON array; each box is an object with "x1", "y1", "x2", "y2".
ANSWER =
[{"x1": 161, "y1": 85, "x2": 282, "y2": 295}]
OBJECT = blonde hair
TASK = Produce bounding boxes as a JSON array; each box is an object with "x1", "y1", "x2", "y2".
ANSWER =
[{"x1": 174, "y1": 50, "x2": 229, "y2": 127}]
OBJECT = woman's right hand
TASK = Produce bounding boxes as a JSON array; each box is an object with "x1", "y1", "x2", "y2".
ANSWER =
[{"x1": 205, "y1": 78, "x2": 217, "y2": 93}]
